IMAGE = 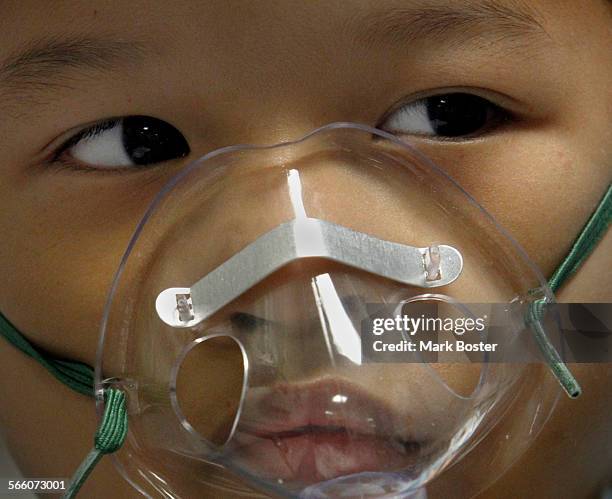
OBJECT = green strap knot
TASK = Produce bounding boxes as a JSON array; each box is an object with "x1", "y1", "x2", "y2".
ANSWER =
[
  {"x1": 94, "y1": 388, "x2": 128, "y2": 454},
  {"x1": 62, "y1": 388, "x2": 128, "y2": 499}
]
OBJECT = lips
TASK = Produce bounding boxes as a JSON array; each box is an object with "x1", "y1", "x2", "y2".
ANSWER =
[{"x1": 224, "y1": 378, "x2": 424, "y2": 484}]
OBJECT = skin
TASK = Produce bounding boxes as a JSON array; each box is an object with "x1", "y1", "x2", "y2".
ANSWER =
[{"x1": 0, "y1": 0, "x2": 610, "y2": 497}]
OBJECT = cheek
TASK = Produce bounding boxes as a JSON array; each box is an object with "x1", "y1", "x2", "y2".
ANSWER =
[
  {"x1": 490, "y1": 364, "x2": 612, "y2": 497},
  {"x1": 414, "y1": 133, "x2": 611, "y2": 278},
  {"x1": 0, "y1": 173, "x2": 166, "y2": 364}
]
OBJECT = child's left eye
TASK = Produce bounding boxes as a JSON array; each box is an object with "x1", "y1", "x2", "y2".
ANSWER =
[
  {"x1": 55, "y1": 116, "x2": 190, "y2": 169},
  {"x1": 379, "y1": 92, "x2": 511, "y2": 139}
]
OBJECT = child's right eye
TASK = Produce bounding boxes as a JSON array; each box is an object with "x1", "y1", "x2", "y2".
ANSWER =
[{"x1": 53, "y1": 116, "x2": 190, "y2": 171}]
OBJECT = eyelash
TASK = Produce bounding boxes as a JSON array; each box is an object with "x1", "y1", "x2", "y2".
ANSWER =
[
  {"x1": 52, "y1": 119, "x2": 117, "y2": 161},
  {"x1": 47, "y1": 119, "x2": 128, "y2": 173}
]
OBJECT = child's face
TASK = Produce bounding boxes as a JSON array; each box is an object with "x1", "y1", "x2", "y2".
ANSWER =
[{"x1": 0, "y1": 1, "x2": 610, "y2": 497}]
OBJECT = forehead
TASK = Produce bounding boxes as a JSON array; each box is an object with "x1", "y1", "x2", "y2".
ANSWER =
[{"x1": 0, "y1": 0, "x2": 571, "y2": 62}]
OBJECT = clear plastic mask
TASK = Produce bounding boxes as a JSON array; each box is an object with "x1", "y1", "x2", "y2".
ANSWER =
[{"x1": 96, "y1": 123, "x2": 562, "y2": 498}]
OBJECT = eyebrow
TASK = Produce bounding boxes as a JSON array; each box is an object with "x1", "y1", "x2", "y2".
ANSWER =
[
  {"x1": 350, "y1": 0, "x2": 549, "y2": 49},
  {"x1": 0, "y1": 35, "x2": 146, "y2": 108}
]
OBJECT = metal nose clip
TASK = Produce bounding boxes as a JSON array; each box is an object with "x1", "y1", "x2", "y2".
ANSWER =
[{"x1": 155, "y1": 218, "x2": 463, "y2": 328}]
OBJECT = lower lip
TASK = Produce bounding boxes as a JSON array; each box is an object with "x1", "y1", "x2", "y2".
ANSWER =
[{"x1": 229, "y1": 429, "x2": 417, "y2": 484}]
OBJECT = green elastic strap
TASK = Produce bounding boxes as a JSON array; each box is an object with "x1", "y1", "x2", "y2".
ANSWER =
[
  {"x1": 528, "y1": 299, "x2": 582, "y2": 398},
  {"x1": 0, "y1": 312, "x2": 94, "y2": 397},
  {"x1": 0, "y1": 313, "x2": 127, "y2": 497},
  {"x1": 528, "y1": 184, "x2": 611, "y2": 399},
  {"x1": 62, "y1": 388, "x2": 128, "y2": 499},
  {"x1": 549, "y1": 184, "x2": 611, "y2": 294}
]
